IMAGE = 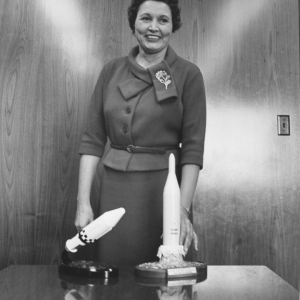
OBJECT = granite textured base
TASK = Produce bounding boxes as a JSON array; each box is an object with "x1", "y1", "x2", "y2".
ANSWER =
[{"x1": 135, "y1": 261, "x2": 207, "y2": 279}]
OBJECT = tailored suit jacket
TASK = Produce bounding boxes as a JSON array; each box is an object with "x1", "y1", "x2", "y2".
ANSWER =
[{"x1": 79, "y1": 46, "x2": 206, "y2": 171}]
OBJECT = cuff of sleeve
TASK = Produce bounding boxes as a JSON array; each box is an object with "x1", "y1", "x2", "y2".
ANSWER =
[
  {"x1": 180, "y1": 157, "x2": 203, "y2": 170},
  {"x1": 78, "y1": 144, "x2": 103, "y2": 158}
]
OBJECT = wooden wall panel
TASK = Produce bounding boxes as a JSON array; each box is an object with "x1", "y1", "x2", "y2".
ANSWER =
[
  {"x1": 0, "y1": 0, "x2": 299, "y2": 290},
  {"x1": 175, "y1": 0, "x2": 300, "y2": 290}
]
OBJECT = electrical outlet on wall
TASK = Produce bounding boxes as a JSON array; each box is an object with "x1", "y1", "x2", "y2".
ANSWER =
[{"x1": 277, "y1": 115, "x2": 290, "y2": 136}]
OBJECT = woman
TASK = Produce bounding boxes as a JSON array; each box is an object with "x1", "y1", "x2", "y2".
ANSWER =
[{"x1": 75, "y1": 0, "x2": 206, "y2": 265}]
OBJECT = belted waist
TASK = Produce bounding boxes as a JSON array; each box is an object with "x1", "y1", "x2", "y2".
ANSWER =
[{"x1": 110, "y1": 144, "x2": 178, "y2": 154}]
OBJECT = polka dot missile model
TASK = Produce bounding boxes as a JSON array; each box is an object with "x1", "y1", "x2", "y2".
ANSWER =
[{"x1": 65, "y1": 208, "x2": 126, "y2": 253}]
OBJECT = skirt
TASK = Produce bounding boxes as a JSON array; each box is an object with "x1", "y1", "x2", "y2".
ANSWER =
[{"x1": 96, "y1": 165, "x2": 181, "y2": 266}]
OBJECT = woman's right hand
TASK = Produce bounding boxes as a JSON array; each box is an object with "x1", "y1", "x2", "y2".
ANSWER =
[
  {"x1": 74, "y1": 155, "x2": 99, "y2": 232},
  {"x1": 74, "y1": 202, "x2": 94, "y2": 232}
]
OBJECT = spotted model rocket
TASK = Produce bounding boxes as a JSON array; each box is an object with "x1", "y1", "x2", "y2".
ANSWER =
[
  {"x1": 59, "y1": 207, "x2": 126, "y2": 279},
  {"x1": 65, "y1": 207, "x2": 126, "y2": 253}
]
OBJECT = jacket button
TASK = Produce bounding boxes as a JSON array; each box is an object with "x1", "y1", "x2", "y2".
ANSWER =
[
  {"x1": 122, "y1": 125, "x2": 128, "y2": 134},
  {"x1": 125, "y1": 107, "x2": 131, "y2": 114}
]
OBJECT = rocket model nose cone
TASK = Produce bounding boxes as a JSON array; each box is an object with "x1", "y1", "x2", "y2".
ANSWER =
[
  {"x1": 169, "y1": 153, "x2": 176, "y2": 172},
  {"x1": 103, "y1": 207, "x2": 126, "y2": 227}
]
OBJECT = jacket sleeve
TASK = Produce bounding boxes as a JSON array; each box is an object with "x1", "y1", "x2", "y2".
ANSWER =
[
  {"x1": 180, "y1": 68, "x2": 206, "y2": 169},
  {"x1": 78, "y1": 67, "x2": 108, "y2": 157}
]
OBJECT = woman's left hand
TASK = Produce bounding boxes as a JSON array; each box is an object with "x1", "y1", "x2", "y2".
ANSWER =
[{"x1": 179, "y1": 207, "x2": 198, "y2": 253}]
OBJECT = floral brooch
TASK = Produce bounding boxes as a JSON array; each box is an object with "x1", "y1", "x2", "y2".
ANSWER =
[{"x1": 155, "y1": 70, "x2": 171, "y2": 89}]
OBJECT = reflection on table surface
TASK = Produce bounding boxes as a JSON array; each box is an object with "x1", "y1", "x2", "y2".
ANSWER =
[{"x1": 0, "y1": 265, "x2": 298, "y2": 300}]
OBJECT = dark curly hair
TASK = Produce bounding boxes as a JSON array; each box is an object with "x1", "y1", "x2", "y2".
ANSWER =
[{"x1": 128, "y1": 0, "x2": 182, "y2": 33}]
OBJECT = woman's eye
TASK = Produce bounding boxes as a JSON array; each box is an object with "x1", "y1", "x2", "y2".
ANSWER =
[
  {"x1": 141, "y1": 16, "x2": 151, "y2": 21},
  {"x1": 160, "y1": 18, "x2": 169, "y2": 24}
]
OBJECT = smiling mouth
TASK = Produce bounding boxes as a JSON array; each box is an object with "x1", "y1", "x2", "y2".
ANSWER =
[{"x1": 146, "y1": 35, "x2": 160, "y2": 40}]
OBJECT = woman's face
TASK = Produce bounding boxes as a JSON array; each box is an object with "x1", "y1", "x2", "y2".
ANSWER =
[{"x1": 134, "y1": 1, "x2": 173, "y2": 54}]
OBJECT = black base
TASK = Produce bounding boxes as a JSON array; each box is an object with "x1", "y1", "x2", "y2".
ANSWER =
[
  {"x1": 59, "y1": 272, "x2": 119, "y2": 286},
  {"x1": 59, "y1": 250, "x2": 118, "y2": 279},
  {"x1": 59, "y1": 262, "x2": 118, "y2": 278}
]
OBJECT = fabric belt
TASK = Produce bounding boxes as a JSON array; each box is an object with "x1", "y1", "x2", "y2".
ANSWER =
[{"x1": 111, "y1": 144, "x2": 178, "y2": 154}]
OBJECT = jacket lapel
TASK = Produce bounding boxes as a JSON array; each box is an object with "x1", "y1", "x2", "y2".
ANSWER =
[
  {"x1": 118, "y1": 78, "x2": 150, "y2": 101},
  {"x1": 118, "y1": 45, "x2": 178, "y2": 103},
  {"x1": 148, "y1": 60, "x2": 178, "y2": 103}
]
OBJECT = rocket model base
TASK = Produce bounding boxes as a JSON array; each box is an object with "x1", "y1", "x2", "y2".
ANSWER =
[
  {"x1": 135, "y1": 260, "x2": 207, "y2": 280},
  {"x1": 59, "y1": 250, "x2": 118, "y2": 279},
  {"x1": 59, "y1": 262, "x2": 118, "y2": 279},
  {"x1": 134, "y1": 270, "x2": 206, "y2": 287},
  {"x1": 59, "y1": 271, "x2": 119, "y2": 286},
  {"x1": 135, "y1": 245, "x2": 207, "y2": 280}
]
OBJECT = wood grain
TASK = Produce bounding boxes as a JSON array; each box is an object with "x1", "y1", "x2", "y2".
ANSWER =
[
  {"x1": 0, "y1": 0, "x2": 299, "y2": 290},
  {"x1": 182, "y1": 0, "x2": 300, "y2": 290}
]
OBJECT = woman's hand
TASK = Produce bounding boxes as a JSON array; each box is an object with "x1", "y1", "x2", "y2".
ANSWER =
[
  {"x1": 179, "y1": 164, "x2": 200, "y2": 253},
  {"x1": 74, "y1": 202, "x2": 94, "y2": 232},
  {"x1": 179, "y1": 207, "x2": 198, "y2": 253},
  {"x1": 74, "y1": 155, "x2": 100, "y2": 232}
]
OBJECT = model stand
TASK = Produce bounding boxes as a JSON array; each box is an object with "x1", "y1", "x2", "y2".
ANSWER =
[
  {"x1": 59, "y1": 249, "x2": 118, "y2": 279},
  {"x1": 135, "y1": 245, "x2": 207, "y2": 279}
]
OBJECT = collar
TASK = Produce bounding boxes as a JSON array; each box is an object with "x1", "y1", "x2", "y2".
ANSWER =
[{"x1": 118, "y1": 46, "x2": 178, "y2": 103}]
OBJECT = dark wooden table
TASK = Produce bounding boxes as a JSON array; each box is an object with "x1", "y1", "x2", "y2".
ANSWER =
[{"x1": 0, "y1": 265, "x2": 298, "y2": 300}]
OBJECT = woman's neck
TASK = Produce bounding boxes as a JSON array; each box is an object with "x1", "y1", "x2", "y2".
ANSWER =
[{"x1": 135, "y1": 46, "x2": 168, "y2": 69}]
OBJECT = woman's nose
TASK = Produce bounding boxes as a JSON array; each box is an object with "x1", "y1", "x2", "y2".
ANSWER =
[{"x1": 149, "y1": 20, "x2": 159, "y2": 31}]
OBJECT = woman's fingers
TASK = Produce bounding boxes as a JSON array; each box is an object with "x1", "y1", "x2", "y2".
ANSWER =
[
  {"x1": 183, "y1": 221, "x2": 194, "y2": 252},
  {"x1": 74, "y1": 202, "x2": 94, "y2": 232},
  {"x1": 179, "y1": 213, "x2": 188, "y2": 248},
  {"x1": 179, "y1": 214, "x2": 193, "y2": 253},
  {"x1": 180, "y1": 212, "x2": 198, "y2": 252},
  {"x1": 184, "y1": 226, "x2": 198, "y2": 252},
  {"x1": 193, "y1": 228, "x2": 198, "y2": 251},
  {"x1": 179, "y1": 221, "x2": 187, "y2": 245}
]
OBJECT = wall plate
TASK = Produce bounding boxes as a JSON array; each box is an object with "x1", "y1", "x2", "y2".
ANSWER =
[{"x1": 277, "y1": 115, "x2": 290, "y2": 136}]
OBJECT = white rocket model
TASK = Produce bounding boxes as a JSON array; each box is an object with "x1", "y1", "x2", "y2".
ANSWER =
[
  {"x1": 65, "y1": 207, "x2": 126, "y2": 253},
  {"x1": 163, "y1": 153, "x2": 181, "y2": 246},
  {"x1": 157, "y1": 154, "x2": 185, "y2": 260}
]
